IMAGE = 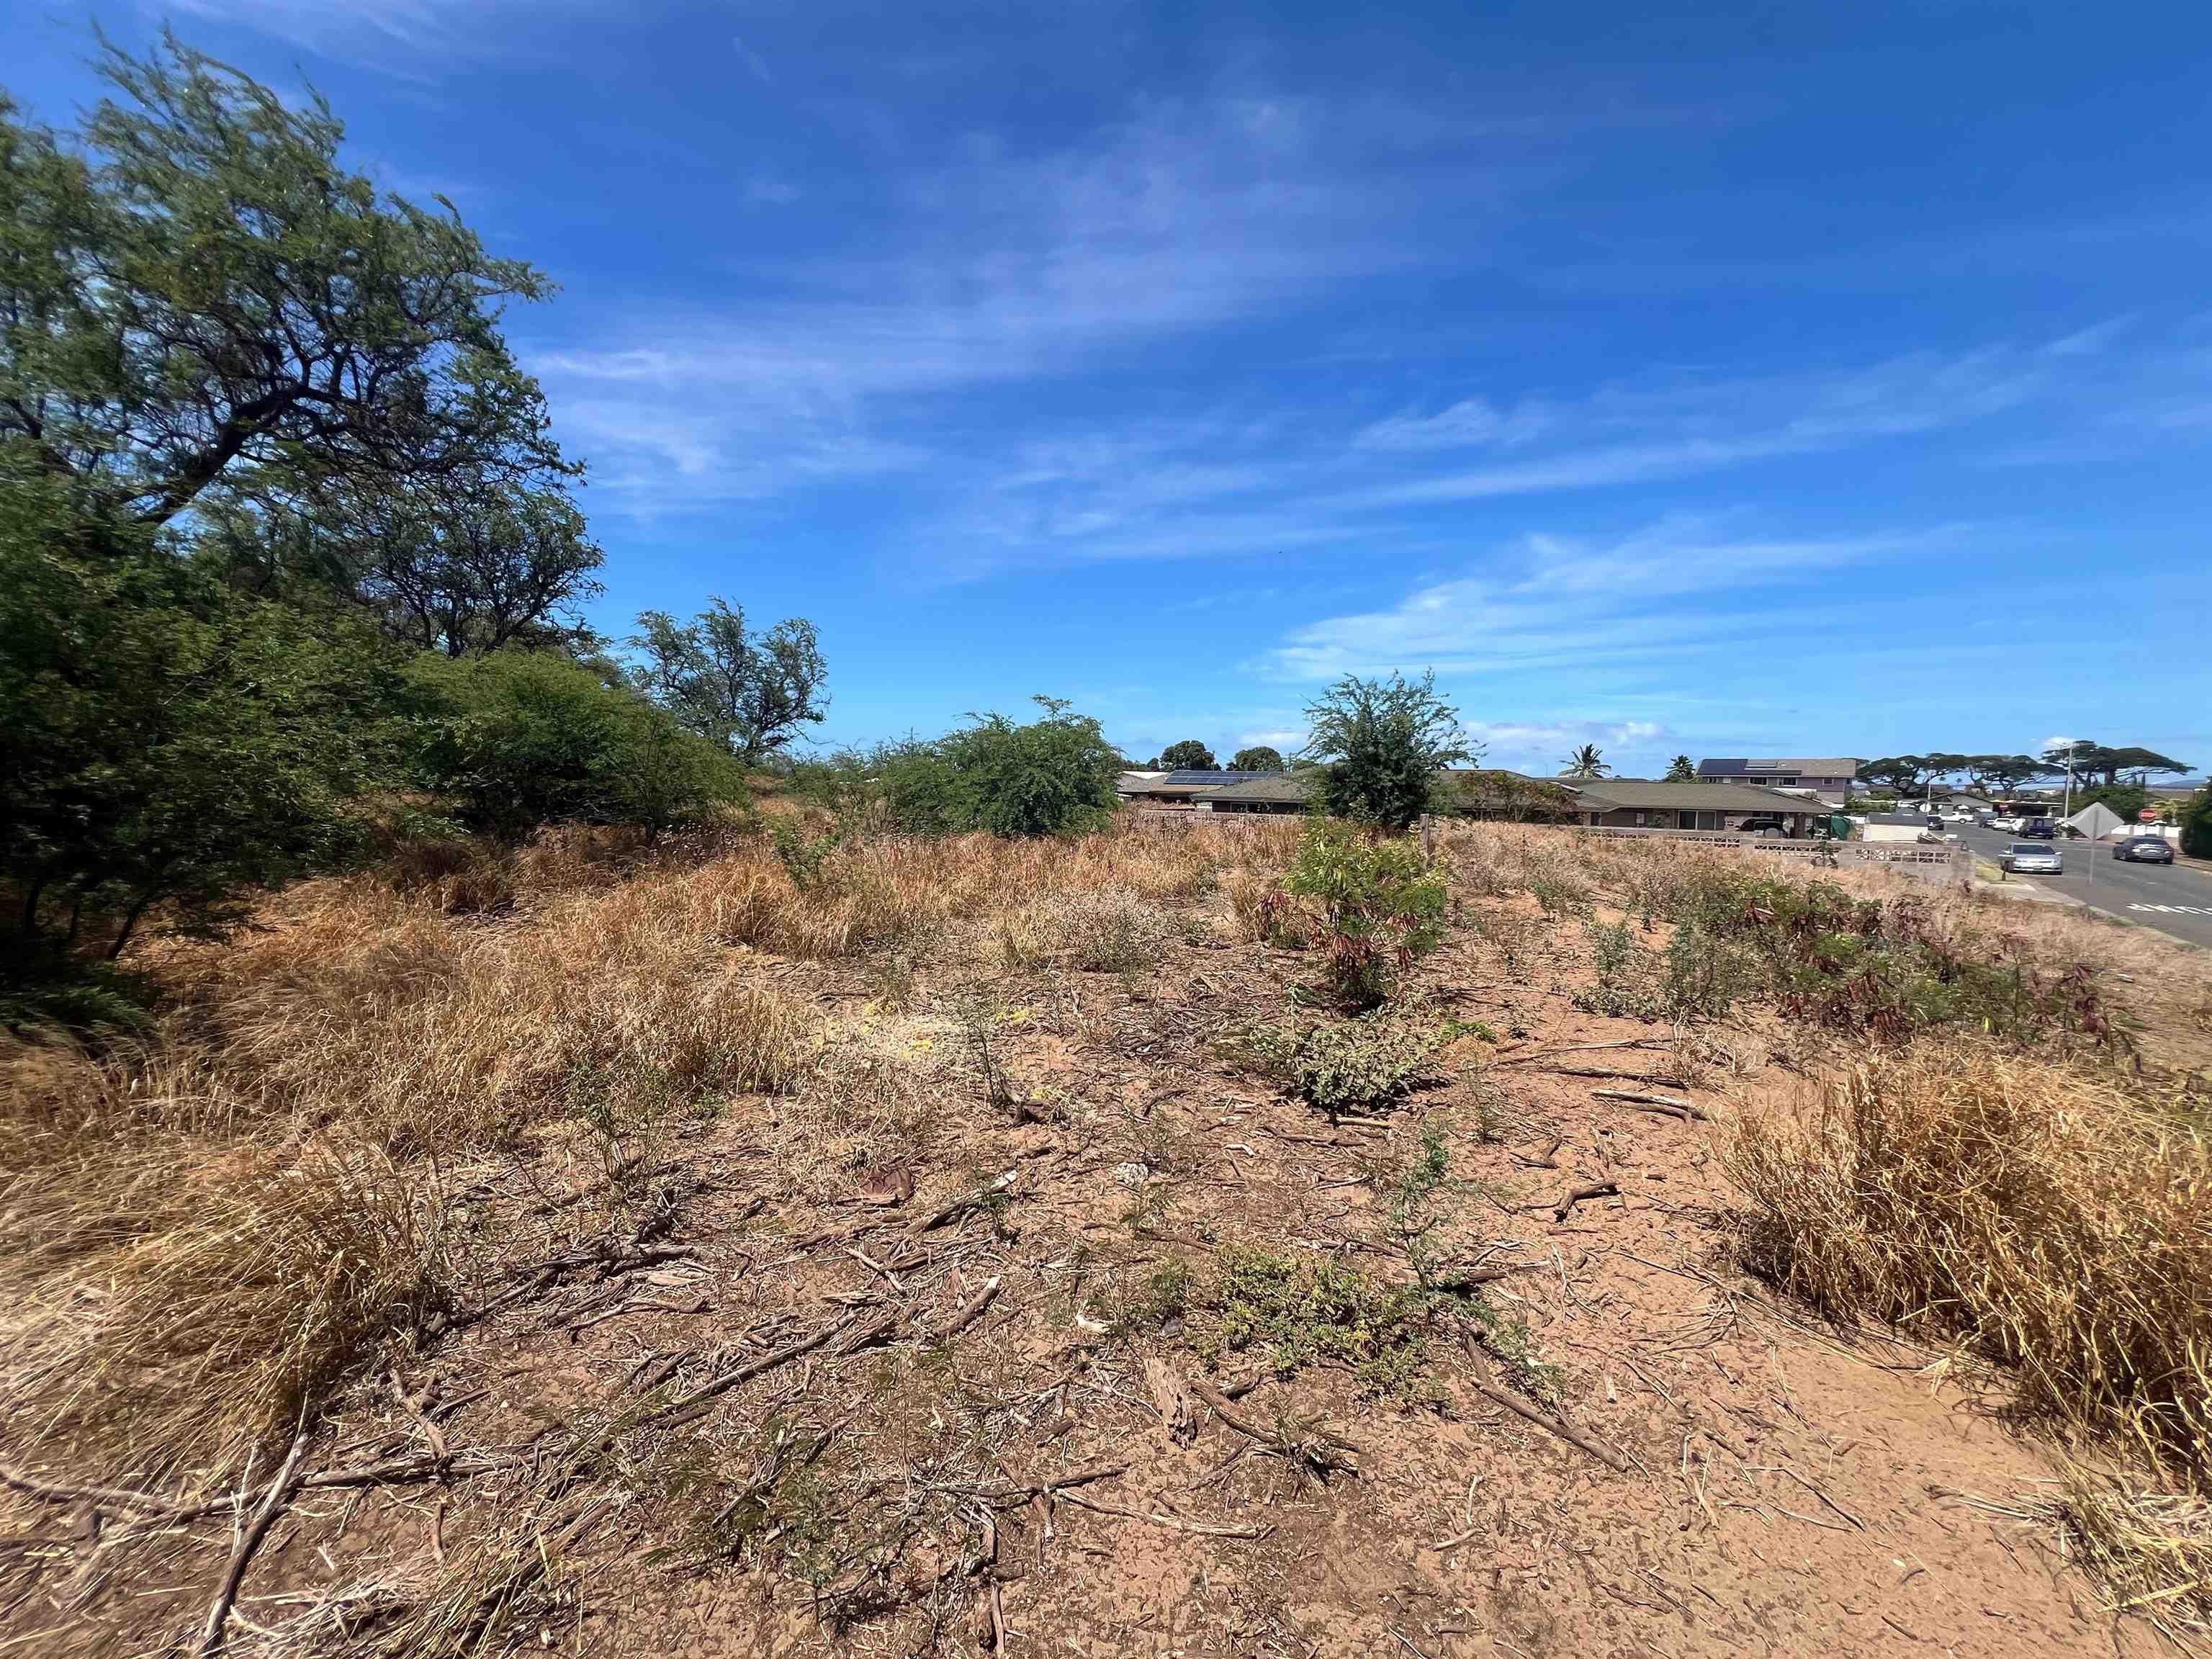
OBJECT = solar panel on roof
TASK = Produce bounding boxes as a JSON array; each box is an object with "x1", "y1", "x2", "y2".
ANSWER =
[{"x1": 1163, "y1": 770, "x2": 1272, "y2": 786}]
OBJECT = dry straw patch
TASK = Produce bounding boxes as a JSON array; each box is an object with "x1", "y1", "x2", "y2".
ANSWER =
[
  {"x1": 997, "y1": 884, "x2": 1172, "y2": 972},
  {"x1": 0, "y1": 1069, "x2": 449, "y2": 1482},
  {"x1": 1726, "y1": 1039, "x2": 2212, "y2": 1481}
]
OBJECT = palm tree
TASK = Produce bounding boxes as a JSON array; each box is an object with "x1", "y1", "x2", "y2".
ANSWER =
[
  {"x1": 1665, "y1": 755, "x2": 1696, "y2": 782},
  {"x1": 1563, "y1": 744, "x2": 1608, "y2": 779}
]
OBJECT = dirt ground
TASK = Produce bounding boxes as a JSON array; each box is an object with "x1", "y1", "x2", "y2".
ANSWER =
[{"x1": 2, "y1": 822, "x2": 2199, "y2": 1658}]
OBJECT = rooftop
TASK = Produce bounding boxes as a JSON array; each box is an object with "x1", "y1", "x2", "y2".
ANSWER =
[
  {"x1": 1696, "y1": 757, "x2": 1862, "y2": 778},
  {"x1": 1573, "y1": 778, "x2": 1829, "y2": 814}
]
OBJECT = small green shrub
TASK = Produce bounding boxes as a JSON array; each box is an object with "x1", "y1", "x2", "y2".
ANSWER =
[
  {"x1": 1198, "y1": 1248, "x2": 1434, "y2": 1399},
  {"x1": 408, "y1": 652, "x2": 739, "y2": 835},
  {"x1": 1527, "y1": 866, "x2": 1591, "y2": 918},
  {"x1": 1660, "y1": 920, "x2": 1758, "y2": 1020},
  {"x1": 1111, "y1": 1258, "x2": 1194, "y2": 1333},
  {"x1": 2182, "y1": 786, "x2": 2212, "y2": 860},
  {"x1": 1285, "y1": 819, "x2": 1447, "y2": 1006},
  {"x1": 882, "y1": 697, "x2": 1121, "y2": 839},
  {"x1": 1380, "y1": 1118, "x2": 1456, "y2": 1291},
  {"x1": 770, "y1": 819, "x2": 842, "y2": 891},
  {"x1": 1237, "y1": 1016, "x2": 1444, "y2": 1115},
  {"x1": 1573, "y1": 917, "x2": 1652, "y2": 1017}
]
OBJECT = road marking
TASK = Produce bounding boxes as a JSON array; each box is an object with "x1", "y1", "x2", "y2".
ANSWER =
[{"x1": 2128, "y1": 904, "x2": 2212, "y2": 916}]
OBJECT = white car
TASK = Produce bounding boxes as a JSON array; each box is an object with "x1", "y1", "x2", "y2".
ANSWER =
[{"x1": 1999, "y1": 842, "x2": 2062, "y2": 876}]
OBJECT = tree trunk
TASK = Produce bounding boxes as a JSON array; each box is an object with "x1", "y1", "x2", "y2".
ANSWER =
[{"x1": 107, "y1": 890, "x2": 157, "y2": 961}]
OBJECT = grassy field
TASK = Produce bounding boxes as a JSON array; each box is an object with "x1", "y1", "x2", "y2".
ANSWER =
[{"x1": 3, "y1": 807, "x2": 2208, "y2": 1656}]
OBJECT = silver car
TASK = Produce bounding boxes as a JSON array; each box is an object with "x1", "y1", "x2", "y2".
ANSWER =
[
  {"x1": 2111, "y1": 835, "x2": 2174, "y2": 865},
  {"x1": 2000, "y1": 842, "x2": 2062, "y2": 875}
]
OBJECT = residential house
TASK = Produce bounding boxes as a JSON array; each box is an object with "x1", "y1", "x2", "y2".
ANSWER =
[
  {"x1": 1192, "y1": 771, "x2": 1823, "y2": 835},
  {"x1": 1120, "y1": 769, "x2": 1277, "y2": 808},
  {"x1": 1695, "y1": 757, "x2": 1861, "y2": 804},
  {"x1": 1568, "y1": 778, "x2": 1827, "y2": 836},
  {"x1": 1196, "y1": 774, "x2": 1315, "y2": 814}
]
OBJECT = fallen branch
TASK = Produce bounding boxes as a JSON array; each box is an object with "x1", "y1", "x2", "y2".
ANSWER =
[
  {"x1": 1510, "y1": 1134, "x2": 1563, "y2": 1169},
  {"x1": 652, "y1": 1313, "x2": 866, "y2": 1432},
  {"x1": 911, "y1": 1169, "x2": 1017, "y2": 1236},
  {"x1": 1541, "y1": 1066, "x2": 1690, "y2": 1089},
  {"x1": 1493, "y1": 1038, "x2": 1665, "y2": 1066},
  {"x1": 1550, "y1": 1181, "x2": 1621, "y2": 1223},
  {"x1": 1055, "y1": 1491, "x2": 1269, "y2": 1539},
  {"x1": 195, "y1": 1417, "x2": 310, "y2": 1657},
  {"x1": 5, "y1": 1447, "x2": 516, "y2": 1531},
  {"x1": 1434, "y1": 1262, "x2": 1546, "y2": 1291},
  {"x1": 1591, "y1": 1089, "x2": 1707, "y2": 1121},
  {"x1": 937, "y1": 1277, "x2": 1002, "y2": 1341},
  {"x1": 1190, "y1": 1380, "x2": 1364, "y2": 1478},
  {"x1": 1463, "y1": 1376, "x2": 1629, "y2": 1473}
]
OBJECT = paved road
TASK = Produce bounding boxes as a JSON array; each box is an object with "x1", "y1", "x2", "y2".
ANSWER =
[{"x1": 1949, "y1": 821, "x2": 2212, "y2": 950}]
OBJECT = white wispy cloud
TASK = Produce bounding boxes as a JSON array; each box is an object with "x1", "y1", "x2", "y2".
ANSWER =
[
  {"x1": 1259, "y1": 517, "x2": 1959, "y2": 683},
  {"x1": 162, "y1": 0, "x2": 476, "y2": 59},
  {"x1": 1330, "y1": 346, "x2": 2050, "y2": 508},
  {"x1": 528, "y1": 93, "x2": 1496, "y2": 508},
  {"x1": 1460, "y1": 719, "x2": 1669, "y2": 774}
]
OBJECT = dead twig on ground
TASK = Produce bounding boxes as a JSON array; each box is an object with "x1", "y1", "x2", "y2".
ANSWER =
[
  {"x1": 1190, "y1": 1380, "x2": 1364, "y2": 1478},
  {"x1": 1055, "y1": 1491, "x2": 1269, "y2": 1539},
  {"x1": 1511, "y1": 1134, "x2": 1564, "y2": 1169},
  {"x1": 1462, "y1": 1373, "x2": 1629, "y2": 1473},
  {"x1": 1592, "y1": 1089, "x2": 1708, "y2": 1121},
  {"x1": 911, "y1": 1169, "x2": 1017, "y2": 1236},
  {"x1": 1493, "y1": 1039, "x2": 1667, "y2": 1066},
  {"x1": 937, "y1": 1277, "x2": 1002, "y2": 1341},
  {"x1": 1549, "y1": 1181, "x2": 1621, "y2": 1223},
  {"x1": 194, "y1": 1415, "x2": 310, "y2": 1658},
  {"x1": 1540, "y1": 1066, "x2": 1691, "y2": 1089}
]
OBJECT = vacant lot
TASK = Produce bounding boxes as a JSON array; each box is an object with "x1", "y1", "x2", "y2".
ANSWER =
[{"x1": 4, "y1": 812, "x2": 2208, "y2": 1657}]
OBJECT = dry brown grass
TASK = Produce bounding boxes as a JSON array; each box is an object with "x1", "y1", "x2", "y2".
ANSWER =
[
  {"x1": 0, "y1": 816, "x2": 1298, "y2": 1488},
  {"x1": 0, "y1": 1067, "x2": 448, "y2": 1482},
  {"x1": 1725, "y1": 1039, "x2": 2212, "y2": 1481},
  {"x1": 997, "y1": 884, "x2": 1173, "y2": 971}
]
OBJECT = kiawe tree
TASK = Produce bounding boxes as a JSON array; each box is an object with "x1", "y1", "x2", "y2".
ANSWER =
[
  {"x1": 1, "y1": 34, "x2": 582, "y2": 968},
  {"x1": 628, "y1": 601, "x2": 828, "y2": 763},
  {"x1": 1231, "y1": 745, "x2": 1286, "y2": 773},
  {"x1": 1157, "y1": 739, "x2": 1217, "y2": 770},
  {"x1": 1300, "y1": 671, "x2": 1472, "y2": 832}
]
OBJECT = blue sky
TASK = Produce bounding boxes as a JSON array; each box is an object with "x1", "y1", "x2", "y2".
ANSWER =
[{"x1": 14, "y1": 1, "x2": 2212, "y2": 775}]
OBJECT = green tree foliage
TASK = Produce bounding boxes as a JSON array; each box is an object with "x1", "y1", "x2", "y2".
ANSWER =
[
  {"x1": 1, "y1": 463, "x2": 406, "y2": 962},
  {"x1": 2182, "y1": 786, "x2": 2212, "y2": 860},
  {"x1": 2, "y1": 35, "x2": 567, "y2": 523},
  {"x1": 1157, "y1": 739, "x2": 1217, "y2": 770},
  {"x1": 1230, "y1": 745, "x2": 1285, "y2": 772},
  {"x1": 2072, "y1": 783, "x2": 2149, "y2": 825},
  {"x1": 0, "y1": 37, "x2": 585, "y2": 971},
  {"x1": 1966, "y1": 754, "x2": 2051, "y2": 792},
  {"x1": 407, "y1": 652, "x2": 739, "y2": 836},
  {"x1": 2040, "y1": 740, "x2": 2192, "y2": 789},
  {"x1": 204, "y1": 472, "x2": 603, "y2": 657},
  {"x1": 882, "y1": 698, "x2": 1122, "y2": 839},
  {"x1": 628, "y1": 601, "x2": 828, "y2": 762},
  {"x1": 1284, "y1": 818, "x2": 1447, "y2": 1007},
  {"x1": 1300, "y1": 672, "x2": 1471, "y2": 832},
  {"x1": 1665, "y1": 755, "x2": 1696, "y2": 782},
  {"x1": 1562, "y1": 744, "x2": 1607, "y2": 778},
  {"x1": 1860, "y1": 756, "x2": 1935, "y2": 796}
]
